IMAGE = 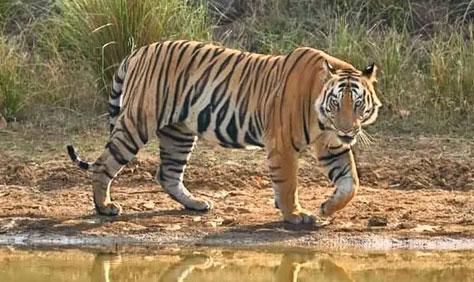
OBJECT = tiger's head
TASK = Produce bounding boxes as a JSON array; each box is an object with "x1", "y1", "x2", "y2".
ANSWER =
[{"x1": 315, "y1": 60, "x2": 381, "y2": 146}]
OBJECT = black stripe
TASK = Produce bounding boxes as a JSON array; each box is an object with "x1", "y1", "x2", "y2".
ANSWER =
[
  {"x1": 115, "y1": 136, "x2": 138, "y2": 155},
  {"x1": 114, "y1": 72, "x2": 124, "y2": 84},
  {"x1": 318, "y1": 148, "x2": 350, "y2": 163},
  {"x1": 66, "y1": 145, "x2": 77, "y2": 161},
  {"x1": 215, "y1": 98, "x2": 231, "y2": 145},
  {"x1": 302, "y1": 99, "x2": 310, "y2": 144},
  {"x1": 159, "y1": 170, "x2": 180, "y2": 181},
  {"x1": 161, "y1": 158, "x2": 187, "y2": 166},
  {"x1": 235, "y1": 59, "x2": 252, "y2": 104},
  {"x1": 238, "y1": 96, "x2": 249, "y2": 127},
  {"x1": 108, "y1": 103, "x2": 120, "y2": 117},
  {"x1": 182, "y1": 43, "x2": 205, "y2": 75},
  {"x1": 280, "y1": 49, "x2": 310, "y2": 121},
  {"x1": 78, "y1": 161, "x2": 89, "y2": 170},
  {"x1": 328, "y1": 144, "x2": 343, "y2": 150},
  {"x1": 178, "y1": 87, "x2": 192, "y2": 122},
  {"x1": 168, "y1": 167, "x2": 184, "y2": 174},
  {"x1": 168, "y1": 71, "x2": 185, "y2": 124},
  {"x1": 214, "y1": 53, "x2": 235, "y2": 79},
  {"x1": 175, "y1": 142, "x2": 195, "y2": 148},
  {"x1": 318, "y1": 119, "x2": 326, "y2": 130},
  {"x1": 156, "y1": 43, "x2": 178, "y2": 127},
  {"x1": 106, "y1": 142, "x2": 128, "y2": 165},
  {"x1": 122, "y1": 45, "x2": 149, "y2": 96},
  {"x1": 196, "y1": 48, "x2": 212, "y2": 69},
  {"x1": 110, "y1": 87, "x2": 121, "y2": 99},
  {"x1": 159, "y1": 129, "x2": 195, "y2": 143},
  {"x1": 197, "y1": 104, "x2": 212, "y2": 134},
  {"x1": 226, "y1": 114, "x2": 238, "y2": 143},
  {"x1": 244, "y1": 132, "x2": 264, "y2": 147},
  {"x1": 176, "y1": 41, "x2": 191, "y2": 66},
  {"x1": 190, "y1": 61, "x2": 216, "y2": 105},
  {"x1": 147, "y1": 43, "x2": 163, "y2": 82},
  {"x1": 289, "y1": 115, "x2": 300, "y2": 152},
  {"x1": 210, "y1": 47, "x2": 225, "y2": 60},
  {"x1": 333, "y1": 164, "x2": 351, "y2": 183},
  {"x1": 328, "y1": 166, "x2": 341, "y2": 182},
  {"x1": 118, "y1": 118, "x2": 140, "y2": 149},
  {"x1": 211, "y1": 76, "x2": 231, "y2": 110},
  {"x1": 101, "y1": 168, "x2": 114, "y2": 180}
]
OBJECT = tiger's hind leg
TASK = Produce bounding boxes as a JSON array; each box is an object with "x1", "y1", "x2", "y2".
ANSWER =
[
  {"x1": 157, "y1": 124, "x2": 213, "y2": 211},
  {"x1": 92, "y1": 117, "x2": 147, "y2": 216}
]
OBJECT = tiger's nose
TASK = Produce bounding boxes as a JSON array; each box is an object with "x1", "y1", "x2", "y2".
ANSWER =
[
  {"x1": 339, "y1": 127, "x2": 353, "y2": 134},
  {"x1": 338, "y1": 126, "x2": 360, "y2": 136}
]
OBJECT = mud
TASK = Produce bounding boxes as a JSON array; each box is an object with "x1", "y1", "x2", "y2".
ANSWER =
[{"x1": 0, "y1": 131, "x2": 474, "y2": 250}]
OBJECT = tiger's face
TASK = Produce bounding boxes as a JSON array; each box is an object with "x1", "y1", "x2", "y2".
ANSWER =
[{"x1": 315, "y1": 61, "x2": 381, "y2": 145}]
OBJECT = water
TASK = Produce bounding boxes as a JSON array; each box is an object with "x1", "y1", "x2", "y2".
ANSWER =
[{"x1": 0, "y1": 247, "x2": 473, "y2": 282}]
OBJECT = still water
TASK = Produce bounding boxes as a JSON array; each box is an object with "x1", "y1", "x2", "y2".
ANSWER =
[{"x1": 0, "y1": 247, "x2": 473, "y2": 282}]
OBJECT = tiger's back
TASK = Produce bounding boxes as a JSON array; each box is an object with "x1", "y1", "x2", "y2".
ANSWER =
[{"x1": 119, "y1": 40, "x2": 286, "y2": 148}]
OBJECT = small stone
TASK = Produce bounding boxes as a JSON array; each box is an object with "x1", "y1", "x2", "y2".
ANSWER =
[
  {"x1": 397, "y1": 222, "x2": 416, "y2": 229},
  {"x1": 164, "y1": 224, "x2": 182, "y2": 231},
  {"x1": 222, "y1": 218, "x2": 234, "y2": 225},
  {"x1": 193, "y1": 216, "x2": 202, "y2": 222},
  {"x1": 205, "y1": 221, "x2": 217, "y2": 228},
  {"x1": 142, "y1": 202, "x2": 155, "y2": 210},
  {"x1": 367, "y1": 217, "x2": 388, "y2": 227}
]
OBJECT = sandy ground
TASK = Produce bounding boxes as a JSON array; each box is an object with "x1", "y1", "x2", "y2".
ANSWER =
[{"x1": 0, "y1": 127, "x2": 474, "y2": 250}]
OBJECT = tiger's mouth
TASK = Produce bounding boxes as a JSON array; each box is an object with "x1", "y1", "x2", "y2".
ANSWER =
[{"x1": 338, "y1": 134, "x2": 356, "y2": 145}]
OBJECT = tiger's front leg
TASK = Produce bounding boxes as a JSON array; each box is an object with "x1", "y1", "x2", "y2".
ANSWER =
[
  {"x1": 267, "y1": 150, "x2": 316, "y2": 224},
  {"x1": 315, "y1": 144, "x2": 359, "y2": 217}
]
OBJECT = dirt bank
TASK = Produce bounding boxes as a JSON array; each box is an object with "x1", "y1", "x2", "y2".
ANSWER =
[{"x1": 0, "y1": 128, "x2": 473, "y2": 250}]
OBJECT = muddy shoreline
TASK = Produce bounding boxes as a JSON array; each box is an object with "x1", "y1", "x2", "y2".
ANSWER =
[
  {"x1": 1, "y1": 230, "x2": 474, "y2": 251},
  {"x1": 1, "y1": 132, "x2": 474, "y2": 251}
]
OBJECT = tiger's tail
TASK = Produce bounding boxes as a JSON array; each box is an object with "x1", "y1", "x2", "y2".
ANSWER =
[
  {"x1": 66, "y1": 145, "x2": 94, "y2": 171},
  {"x1": 67, "y1": 55, "x2": 132, "y2": 170},
  {"x1": 108, "y1": 55, "x2": 131, "y2": 134}
]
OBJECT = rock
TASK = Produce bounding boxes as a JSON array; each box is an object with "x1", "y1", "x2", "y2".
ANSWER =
[
  {"x1": 205, "y1": 221, "x2": 217, "y2": 228},
  {"x1": 397, "y1": 222, "x2": 416, "y2": 229},
  {"x1": 142, "y1": 201, "x2": 155, "y2": 210},
  {"x1": 367, "y1": 217, "x2": 388, "y2": 227}
]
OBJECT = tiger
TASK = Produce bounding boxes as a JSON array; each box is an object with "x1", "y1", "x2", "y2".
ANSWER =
[{"x1": 67, "y1": 40, "x2": 381, "y2": 224}]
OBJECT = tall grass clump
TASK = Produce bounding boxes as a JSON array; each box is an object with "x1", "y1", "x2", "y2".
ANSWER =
[
  {"x1": 428, "y1": 25, "x2": 474, "y2": 127},
  {"x1": 0, "y1": 37, "x2": 28, "y2": 120},
  {"x1": 55, "y1": 0, "x2": 210, "y2": 93}
]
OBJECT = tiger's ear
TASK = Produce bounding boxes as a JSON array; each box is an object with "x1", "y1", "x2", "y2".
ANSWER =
[
  {"x1": 362, "y1": 62, "x2": 377, "y2": 82},
  {"x1": 323, "y1": 60, "x2": 337, "y2": 77}
]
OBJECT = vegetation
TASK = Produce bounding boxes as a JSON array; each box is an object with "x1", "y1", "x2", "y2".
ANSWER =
[{"x1": 0, "y1": 0, "x2": 473, "y2": 135}]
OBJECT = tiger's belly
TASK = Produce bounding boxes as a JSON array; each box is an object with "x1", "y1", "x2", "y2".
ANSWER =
[{"x1": 184, "y1": 110, "x2": 265, "y2": 149}]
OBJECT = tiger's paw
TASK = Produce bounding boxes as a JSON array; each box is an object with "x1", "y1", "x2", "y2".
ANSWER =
[
  {"x1": 95, "y1": 202, "x2": 122, "y2": 216},
  {"x1": 283, "y1": 209, "x2": 316, "y2": 224},
  {"x1": 184, "y1": 198, "x2": 214, "y2": 212},
  {"x1": 318, "y1": 201, "x2": 336, "y2": 218}
]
